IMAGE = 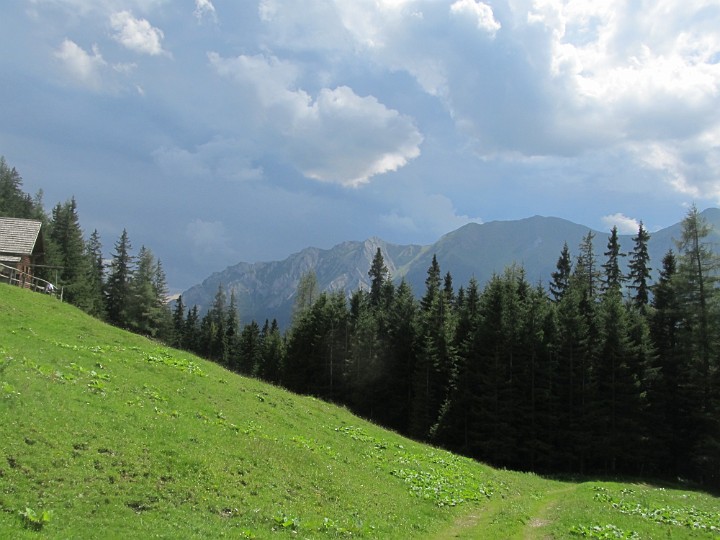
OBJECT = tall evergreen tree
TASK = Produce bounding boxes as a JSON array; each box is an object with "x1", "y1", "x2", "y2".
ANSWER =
[
  {"x1": 293, "y1": 270, "x2": 319, "y2": 324},
  {"x1": 368, "y1": 247, "x2": 389, "y2": 309},
  {"x1": 48, "y1": 198, "x2": 89, "y2": 305},
  {"x1": 628, "y1": 222, "x2": 652, "y2": 309},
  {"x1": 673, "y1": 205, "x2": 720, "y2": 483},
  {"x1": 601, "y1": 226, "x2": 625, "y2": 294},
  {"x1": 225, "y1": 290, "x2": 241, "y2": 371},
  {"x1": 83, "y1": 229, "x2": 105, "y2": 317},
  {"x1": 550, "y1": 242, "x2": 572, "y2": 302},
  {"x1": 172, "y1": 295, "x2": 186, "y2": 349},
  {"x1": 409, "y1": 255, "x2": 456, "y2": 440},
  {"x1": 105, "y1": 229, "x2": 133, "y2": 327},
  {"x1": 183, "y1": 305, "x2": 201, "y2": 353},
  {"x1": 649, "y1": 251, "x2": 684, "y2": 475},
  {"x1": 127, "y1": 246, "x2": 169, "y2": 337},
  {"x1": 258, "y1": 319, "x2": 284, "y2": 384},
  {"x1": 238, "y1": 321, "x2": 262, "y2": 375},
  {"x1": 382, "y1": 279, "x2": 418, "y2": 431},
  {"x1": 0, "y1": 157, "x2": 36, "y2": 218}
]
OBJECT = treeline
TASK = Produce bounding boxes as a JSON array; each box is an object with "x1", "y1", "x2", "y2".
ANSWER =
[
  {"x1": 0, "y1": 157, "x2": 172, "y2": 338},
  {"x1": 171, "y1": 208, "x2": 720, "y2": 488},
  {"x1": 4, "y1": 156, "x2": 718, "y2": 487}
]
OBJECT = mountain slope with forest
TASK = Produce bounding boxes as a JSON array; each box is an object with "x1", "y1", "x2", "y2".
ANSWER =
[
  {"x1": 181, "y1": 209, "x2": 720, "y2": 327},
  {"x1": 2, "y1": 284, "x2": 719, "y2": 538}
]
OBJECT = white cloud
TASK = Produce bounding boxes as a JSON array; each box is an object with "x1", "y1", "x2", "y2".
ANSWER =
[
  {"x1": 209, "y1": 52, "x2": 423, "y2": 186},
  {"x1": 450, "y1": 0, "x2": 501, "y2": 36},
  {"x1": 110, "y1": 10, "x2": 167, "y2": 56},
  {"x1": 54, "y1": 39, "x2": 107, "y2": 90},
  {"x1": 194, "y1": 0, "x2": 217, "y2": 23},
  {"x1": 601, "y1": 213, "x2": 641, "y2": 234}
]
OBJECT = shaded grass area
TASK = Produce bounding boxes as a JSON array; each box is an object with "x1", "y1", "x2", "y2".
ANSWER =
[{"x1": 1, "y1": 284, "x2": 719, "y2": 539}]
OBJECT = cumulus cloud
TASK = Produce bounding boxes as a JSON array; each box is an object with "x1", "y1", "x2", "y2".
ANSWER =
[
  {"x1": 209, "y1": 52, "x2": 423, "y2": 186},
  {"x1": 54, "y1": 39, "x2": 107, "y2": 90},
  {"x1": 450, "y1": 0, "x2": 501, "y2": 35},
  {"x1": 601, "y1": 213, "x2": 641, "y2": 234},
  {"x1": 194, "y1": 0, "x2": 217, "y2": 23},
  {"x1": 110, "y1": 10, "x2": 168, "y2": 56}
]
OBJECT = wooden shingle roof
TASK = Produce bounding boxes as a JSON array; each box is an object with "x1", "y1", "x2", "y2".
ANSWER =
[{"x1": 0, "y1": 217, "x2": 43, "y2": 255}]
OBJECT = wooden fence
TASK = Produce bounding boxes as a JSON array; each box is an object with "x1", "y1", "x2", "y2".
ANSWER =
[{"x1": 0, "y1": 262, "x2": 62, "y2": 299}]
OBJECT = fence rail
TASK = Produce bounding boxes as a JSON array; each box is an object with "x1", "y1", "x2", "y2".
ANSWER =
[{"x1": 0, "y1": 262, "x2": 61, "y2": 298}]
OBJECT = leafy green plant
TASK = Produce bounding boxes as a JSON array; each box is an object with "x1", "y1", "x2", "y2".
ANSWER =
[
  {"x1": 19, "y1": 507, "x2": 52, "y2": 531},
  {"x1": 570, "y1": 524, "x2": 639, "y2": 539}
]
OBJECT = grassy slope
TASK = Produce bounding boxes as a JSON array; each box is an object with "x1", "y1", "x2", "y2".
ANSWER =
[{"x1": 1, "y1": 284, "x2": 718, "y2": 539}]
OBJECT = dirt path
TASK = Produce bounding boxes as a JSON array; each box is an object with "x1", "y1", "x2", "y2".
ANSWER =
[
  {"x1": 521, "y1": 485, "x2": 578, "y2": 540},
  {"x1": 432, "y1": 484, "x2": 579, "y2": 540}
]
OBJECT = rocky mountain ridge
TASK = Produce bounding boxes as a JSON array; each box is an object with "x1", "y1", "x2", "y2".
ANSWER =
[{"x1": 180, "y1": 209, "x2": 720, "y2": 328}]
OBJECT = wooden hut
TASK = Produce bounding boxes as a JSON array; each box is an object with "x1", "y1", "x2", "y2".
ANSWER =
[{"x1": 0, "y1": 217, "x2": 45, "y2": 288}]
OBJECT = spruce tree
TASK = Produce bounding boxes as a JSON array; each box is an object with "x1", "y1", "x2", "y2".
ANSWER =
[
  {"x1": 649, "y1": 251, "x2": 684, "y2": 475},
  {"x1": 128, "y1": 246, "x2": 168, "y2": 337},
  {"x1": 83, "y1": 229, "x2": 105, "y2": 317},
  {"x1": 238, "y1": 321, "x2": 262, "y2": 376},
  {"x1": 172, "y1": 295, "x2": 186, "y2": 348},
  {"x1": 550, "y1": 242, "x2": 572, "y2": 302},
  {"x1": 49, "y1": 198, "x2": 88, "y2": 305},
  {"x1": 225, "y1": 290, "x2": 241, "y2": 371},
  {"x1": 672, "y1": 205, "x2": 720, "y2": 483},
  {"x1": 368, "y1": 247, "x2": 389, "y2": 309},
  {"x1": 0, "y1": 157, "x2": 35, "y2": 218},
  {"x1": 409, "y1": 255, "x2": 456, "y2": 441},
  {"x1": 628, "y1": 222, "x2": 652, "y2": 309},
  {"x1": 601, "y1": 226, "x2": 625, "y2": 294},
  {"x1": 105, "y1": 229, "x2": 133, "y2": 327}
]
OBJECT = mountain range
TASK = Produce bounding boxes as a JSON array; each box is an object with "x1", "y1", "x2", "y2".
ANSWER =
[{"x1": 180, "y1": 208, "x2": 720, "y2": 328}]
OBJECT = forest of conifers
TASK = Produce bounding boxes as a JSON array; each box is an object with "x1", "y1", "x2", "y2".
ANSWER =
[{"x1": 2, "y1": 156, "x2": 719, "y2": 488}]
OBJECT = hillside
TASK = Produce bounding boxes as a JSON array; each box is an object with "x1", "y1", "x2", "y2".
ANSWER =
[
  {"x1": 2, "y1": 284, "x2": 720, "y2": 538},
  {"x1": 181, "y1": 209, "x2": 720, "y2": 327}
]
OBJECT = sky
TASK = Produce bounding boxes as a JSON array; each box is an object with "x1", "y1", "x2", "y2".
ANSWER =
[{"x1": 2, "y1": 0, "x2": 720, "y2": 293}]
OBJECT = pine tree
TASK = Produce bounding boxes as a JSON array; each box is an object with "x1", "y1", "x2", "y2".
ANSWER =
[
  {"x1": 601, "y1": 226, "x2": 625, "y2": 294},
  {"x1": 0, "y1": 157, "x2": 35, "y2": 218},
  {"x1": 576, "y1": 231, "x2": 601, "y2": 301},
  {"x1": 128, "y1": 246, "x2": 168, "y2": 337},
  {"x1": 382, "y1": 279, "x2": 418, "y2": 432},
  {"x1": 672, "y1": 205, "x2": 720, "y2": 484},
  {"x1": 105, "y1": 229, "x2": 133, "y2": 327},
  {"x1": 409, "y1": 255, "x2": 456, "y2": 441},
  {"x1": 550, "y1": 242, "x2": 572, "y2": 302},
  {"x1": 648, "y1": 251, "x2": 684, "y2": 475},
  {"x1": 293, "y1": 270, "x2": 319, "y2": 324},
  {"x1": 203, "y1": 284, "x2": 228, "y2": 363},
  {"x1": 225, "y1": 290, "x2": 241, "y2": 371},
  {"x1": 83, "y1": 229, "x2": 105, "y2": 317},
  {"x1": 48, "y1": 198, "x2": 88, "y2": 306},
  {"x1": 258, "y1": 319, "x2": 284, "y2": 384},
  {"x1": 172, "y1": 295, "x2": 186, "y2": 348},
  {"x1": 183, "y1": 305, "x2": 201, "y2": 353},
  {"x1": 628, "y1": 222, "x2": 652, "y2": 309},
  {"x1": 368, "y1": 247, "x2": 389, "y2": 309},
  {"x1": 238, "y1": 321, "x2": 262, "y2": 375}
]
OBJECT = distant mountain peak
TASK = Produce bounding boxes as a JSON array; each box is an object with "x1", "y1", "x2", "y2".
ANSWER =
[{"x1": 181, "y1": 210, "x2": 720, "y2": 328}]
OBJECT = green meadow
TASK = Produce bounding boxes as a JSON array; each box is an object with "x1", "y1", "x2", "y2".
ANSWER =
[{"x1": 1, "y1": 283, "x2": 718, "y2": 539}]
